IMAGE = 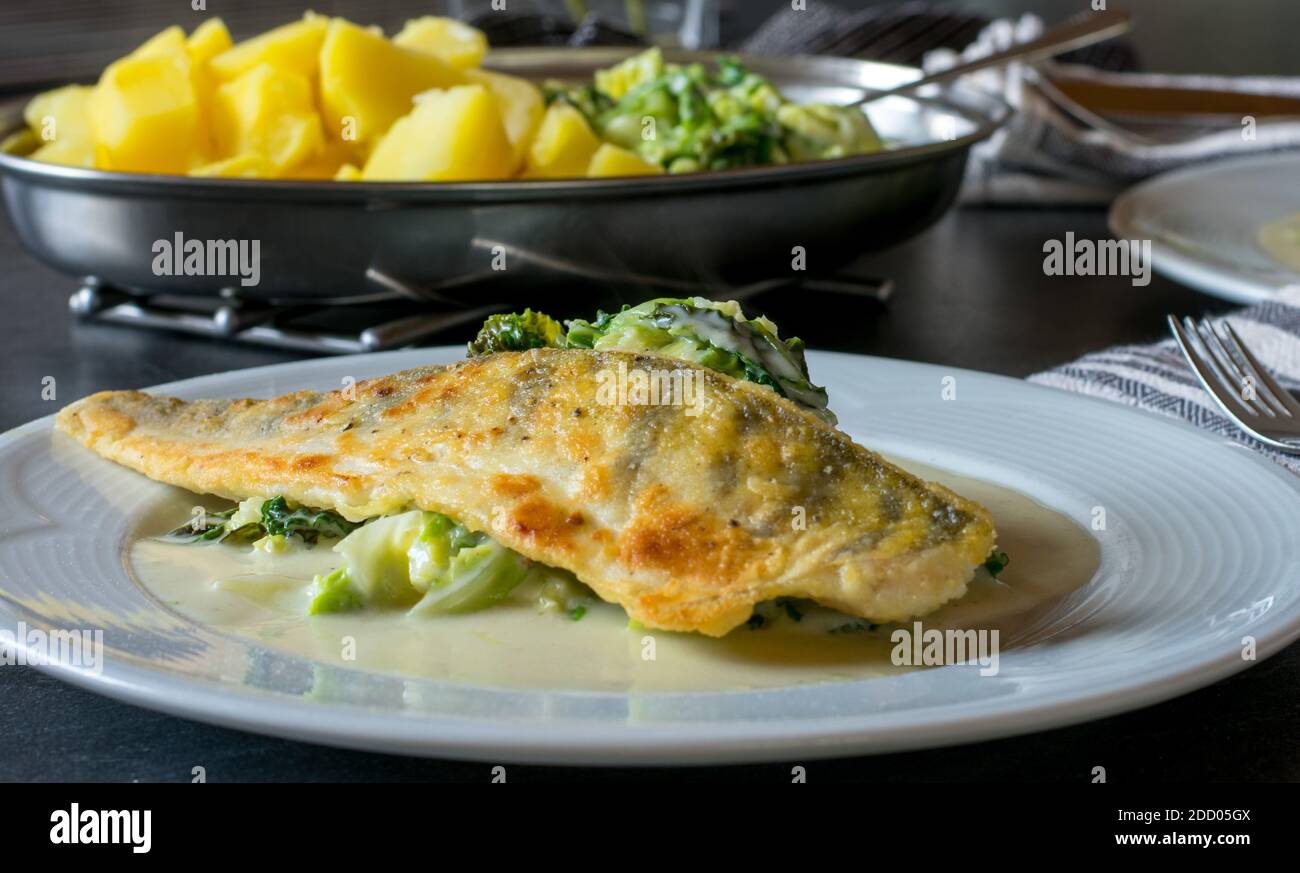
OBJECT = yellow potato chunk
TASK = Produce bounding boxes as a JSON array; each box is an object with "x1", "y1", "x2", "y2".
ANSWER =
[
  {"x1": 524, "y1": 103, "x2": 601, "y2": 179},
  {"x1": 134, "y1": 25, "x2": 189, "y2": 60},
  {"x1": 320, "y1": 19, "x2": 465, "y2": 149},
  {"x1": 30, "y1": 139, "x2": 97, "y2": 168},
  {"x1": 362, "y1": 84, "x2": 513, "y2": 182},
  {"x1": 190, "y1": 152, "x2": 276, "y2": 178},
  {"x1": 393, "y1": 16, "x2": 488, "y2": 69},
  {"x1": 283, "y1": 140, "x2": 355, "y2": 179},
  {"x1": 187, "y1": 19, "x2": 234, "y2": 161},
  {"x1": 24, "y1": 84, "x2": 94, "y2": 149},
  {"x1": 586, "y1": 143, "x2": 664, "y2": 177},
  {"x1": 209, "y1": 12, "x2": 329, "y2": 81},
  {"x1": 462, "y1": 69, "x2": 543, "y2": 172},
  {"x1": 188, "y1": 18, "x2": 233, "y2": 66},
  {"x1": 89, "y1": 28, "x2": 201, "y2": 173},
  {"x1": 212, "y1": 64, "x2": 324, "y2": 172}
]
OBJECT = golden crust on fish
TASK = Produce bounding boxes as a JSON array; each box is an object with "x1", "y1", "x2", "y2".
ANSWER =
[{"x1": 55, "y1": 349, "x2": 995, "y2": 636}]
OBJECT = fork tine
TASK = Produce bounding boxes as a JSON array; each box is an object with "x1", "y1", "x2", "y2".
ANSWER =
[
  {"x1": 1217, "y1": 320, "x2": 1300, "y2": 417},
  {"x1": 1168, "y1": 315, "x2": 1260, "y2": 421},
  {"x1": 1189, "y1": 318, "x2": 1274, "y2": 417}
]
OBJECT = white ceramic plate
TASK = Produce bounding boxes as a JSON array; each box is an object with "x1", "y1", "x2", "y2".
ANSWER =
[
  {"x1": 1110, "y1": 153, "x2": 1300, "y2": 304},
  {"x1": 3, "y1": 348, "x2": 1300, "y2": 765}
]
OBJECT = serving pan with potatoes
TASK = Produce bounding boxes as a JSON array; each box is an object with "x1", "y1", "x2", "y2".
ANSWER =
[{"x1": 0, "y1": 12, "x2": 1006, "y2": 300}]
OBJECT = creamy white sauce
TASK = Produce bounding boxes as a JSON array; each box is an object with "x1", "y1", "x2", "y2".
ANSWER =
[
  {"x1": 128, "y1": 459, "x2": 1099, "y2": 693},
  {"x1": 1258, "y1": 211, "x2": 1300, "y2": 275}
]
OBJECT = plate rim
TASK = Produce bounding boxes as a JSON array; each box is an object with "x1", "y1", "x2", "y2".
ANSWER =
[{"x1": 1109, "y1": 151, "x2": 1300, "y2": 305}]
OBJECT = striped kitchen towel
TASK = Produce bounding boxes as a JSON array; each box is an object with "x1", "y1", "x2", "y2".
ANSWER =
[{"x1": 1030, "y1": 285, "x2": 1300, "y2": 475}]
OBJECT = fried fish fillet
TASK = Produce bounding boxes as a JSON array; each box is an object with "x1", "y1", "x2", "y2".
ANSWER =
[{"x1": 56, "y1": 348, "x2": 995, "y2": 636}]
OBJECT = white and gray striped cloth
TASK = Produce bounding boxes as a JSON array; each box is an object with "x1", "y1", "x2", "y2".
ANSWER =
[{"x1": 1031, "y1": 286, "x2": 1300, "y2": 475}]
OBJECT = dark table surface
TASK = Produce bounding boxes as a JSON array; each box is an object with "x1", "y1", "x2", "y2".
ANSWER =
[{"x1": 3, "y1": 200, "x2": 1296, "y2": 783}]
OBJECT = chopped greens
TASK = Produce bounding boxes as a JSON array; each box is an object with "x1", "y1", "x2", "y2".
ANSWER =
[
  {"x1": 164, "y1": 507, "x2": 244, "y2": 543},
  {"x1": 465, "y1": 296, "x2": 835, "y2": 422},
  {"x1": 984, "y1": 548, "x2": 1010, "y2": 578},
  {"x1": 743, "y1": 599, "x2": 893, "y2": 635},
  {"x1": 745, "y1": 597, "x2": 815, "y2": 630},
  {"x1": 163, "y1": 496, "x2": 357, "y2": 546},
  {"x1": 562, "y1": 309, "x2": 615, "y2": 350},
  {"x1": 777, "y1": 597, "x2": 805, "y2": 623},
  {"x1": 541, "y1": 81, "x2": 612, "y2": 120},
  {"x1": 568, "y1": 298, "x2": 833, "y2": 420},
  {"x1": 259, "y1": 496, "x2": 360, "y2": 544},
  {"x1": 829, "y1": 620, "x2": 879, "y2": 634},
  {"x1": 467, "y1": 309, "x2": 566, "y2": 357},
  {"x1": 545, "y1": 48, "x2": 882, "y2": 174}
]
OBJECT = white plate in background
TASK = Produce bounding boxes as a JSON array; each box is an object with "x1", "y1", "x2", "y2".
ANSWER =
[{"x1": 1110, "y1": 153, "x2": 1300, "y2": 304}]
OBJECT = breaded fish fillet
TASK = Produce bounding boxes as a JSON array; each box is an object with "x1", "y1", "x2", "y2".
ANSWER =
[{"x1": 56, "y1": 349, "x2": 995, "y2": 636}]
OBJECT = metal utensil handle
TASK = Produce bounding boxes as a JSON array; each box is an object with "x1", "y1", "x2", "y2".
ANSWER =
[{"x1": 848, "y1": 8, "x2": 1133, "y2": 107}]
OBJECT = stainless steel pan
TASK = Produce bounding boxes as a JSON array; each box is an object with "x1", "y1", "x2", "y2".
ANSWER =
[{"x1": 0, "y1": 48, "x2": 1007, "y2": 304}]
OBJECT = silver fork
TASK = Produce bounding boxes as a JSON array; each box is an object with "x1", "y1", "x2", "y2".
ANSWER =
[{"x1": 1168, "y1": 315, "x2": 1300, "y2": 453}]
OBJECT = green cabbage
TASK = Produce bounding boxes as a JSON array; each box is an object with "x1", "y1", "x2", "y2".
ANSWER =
[
  {"x1": 165, "y1": 495, "x2": 359, "y2": 546},
  {"x1": 778, "y1": 103, "x2": 883, "y2": 161},
  {"x1": 567, "y1": 297, "x2": 834, "y2": 421},
  {"x1": 465, "y1": 297, "x2": 834, "y2": 421},
  {"x1": 548, "y1": 48, "x2": 882, "y2": 173},
  {"x1": 409, "y1": 541, "x2": 530, "y2": 615},
  {"x1": 532, "y1": 565, "x2": 596, "y2": 621},
  {"x1": 466, "y1": 309, "x2": 566, "y2": 357},
  {"x1": 308, "y1": 510, "x2": 529, "y2": 616}
]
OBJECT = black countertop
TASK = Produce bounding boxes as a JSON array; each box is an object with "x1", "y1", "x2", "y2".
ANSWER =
[{"x1": 3, "y1": 201, "x2": 1296, "y2": 782}]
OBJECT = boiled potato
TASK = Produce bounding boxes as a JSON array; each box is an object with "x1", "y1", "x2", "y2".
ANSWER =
[
  {"x1": 335, "y1": 163, "x2": 363, "y2": 181},
  {"x1": 586, "y1": 143, "x2": 663, "y2": 178},
  {"x1": 393, "y1": 16, "x2": 487, "y2": 69},
  {"x1": 524, "y1": 103, "x2": 601, "y2": 179},
  {"x1": 209, "y1": 12, "x2": 329, "y2": 81},
  {"x1": 362, "y1": 84, "x2": 513, "y2": 181},
  {"x1": 212, "y1": 63, "x2": 323, "y2": 173},
  {"x1": 461, "y1": 69, "x2": 543, "y2": 171},
  {"x1": 18, "y1": 83, "x2": 93, "y2": 167},
  {"x1": 187, "y1": 18, "x2": 233, "y2": 66},
  {"x1": 24, "y1": 12, "x2": 655, "y2": 181},
  {"x1": 320, "y1": 19, "x2": 465, "y2": 150},
  {"x1": 190, "y1": 152, "x2": 276, "y2": 178},
  {"x1": 24, "y1": 84, "x2": 94, "y2": 150},
  {"x1": 284, "y1": 140, "x2": 355, "y2": 179},
  {"x1": 133, "y1": 24, "x2": 190, "y2": 60},
  {"x1": 89, "y1": 27, "x2": 202, "y2": 173},
  {"x1": 187, "y1": 19, "x2": 234, "y2": 161},
  {"x1": 30, "y1": 139, "x2": 97, "y2": 168}
]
